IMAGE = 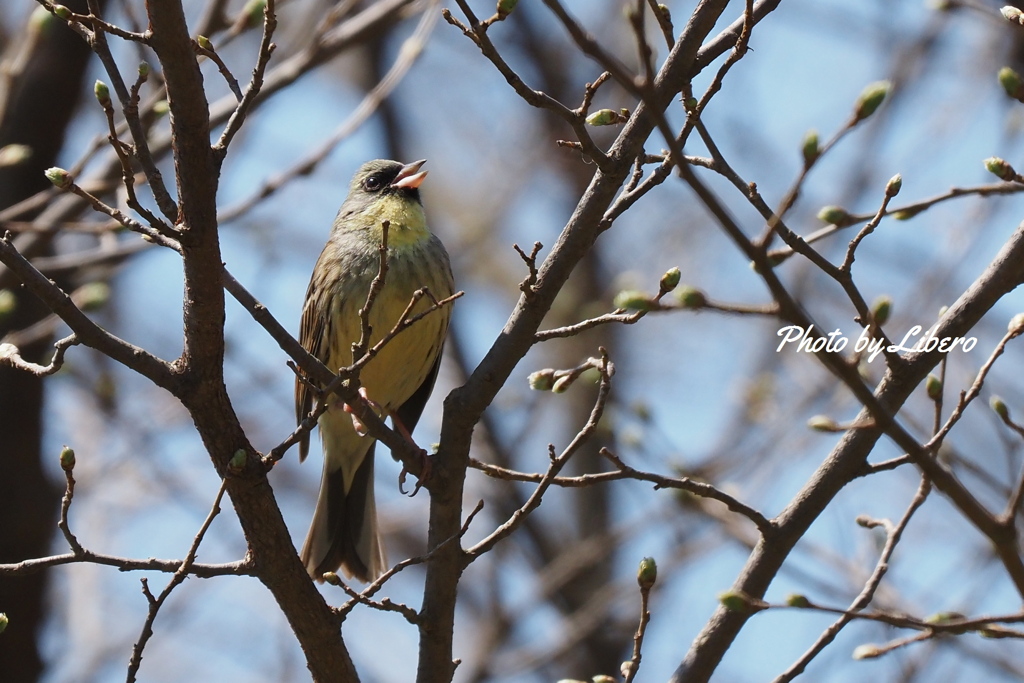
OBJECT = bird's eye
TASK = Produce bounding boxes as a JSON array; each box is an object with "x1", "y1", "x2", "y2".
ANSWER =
[{"x1": 363, "y1": 174, "x2": 384, "y2": 192}]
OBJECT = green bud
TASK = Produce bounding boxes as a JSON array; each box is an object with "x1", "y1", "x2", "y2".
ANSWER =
[
  {"x1": 785, "y1": 593, "x2": 810, "y2": 608},
  {"x1": 853, "y1": 81, "x2": 891, "y2": 122},
  {"x1": 592, "y1": 677, "x2": 616, "y2": 683},
  {"x1": 138, "y1": 61, "x2": 150, "y2": 79},
  {"x1": 30, "y1": 5, "x2": 55, "y2": 31},
  {"x1": 613, "y1": 290, "x2": 653, "y2": 312},
  {"x1": 242, "y1": 0, "x2": 266, "y2": 27},
  {"x1": 659, "y1": 267, "x2": 681, "y2": 293},
  {"x1": 0, "y1": 289, "x2": 16, "y2": 321},
  {"x1": 657, "y1": 4, "x2": 671, "y2": 23},
  {"x1": 0, "y1": 612, "x2": 7, "y2": 634},
  {"x1": 94, "y1": 80, "x2": 110, "y2": 106},
  {"x1": 999, "y1": 66, "x2": 1024, "y2": 102},
  {"x1": 586, "y1": 109, "x2": 620, "y2": 126},
  {"x1": 1008, "y1": 312, "x2": 1024, "y2": 335},
  {"x1": 990, "y1": 396, "x2": 1010, "y2": 421},
  {"x1": 808, "y1": 415, "x2": 840, "y2": 432},
  {"x1": 926, "y1": 374, "x2": 942, "y2": 401},
  {"x1": 153, "y1": 100, "x2": 170, "y2": 117},
  {"x1": 885, "y1": 173, "x2": 902, "y2": 197},
  {"x1": 852, "y1": 644, "x2": 882, "y2": 660},
  {"x1": 891, "y1": 207, "x2": 922, "y2": 221},
  {"x1": 1002, "y1": 6, "x2": 1024, "y2": 23},
  {"x1": 60, "y1": 445, "x2": 76, "y2": 471},
  {"x1": 497, "y1": 0, "x2": 518, "y2": 18},
  {"x1": 979, "y1": 625, "x2": 1014, "y2": 638},
  {"x1": 718, "y1": 589, "x2": 754, "y2": 613},
  {"x1": 0, "y1": 144, "x2": 33, "y2": 168},
  {"x1": 551, "y1": 375, "x2": 573, "y2": 394},
  {"x1": 984, "y1": 156, "x2": 1017, "y2": 181},
  {"x1": 44, "y1": 167, "x2": 73, "y2": 189},
  {"x1": 76, "y1": 282, "x2": 110, "y2": 311},
  {"x1": 802, "y1": 129, "x2": 819, "y2": 165},
  {"x1": 527, "y1": 369, "x2": 556, "y2": 391},
  {"x1": 228, "y1": 448, "x2": 247, "y2": 474},
  {"x1": 53, "y1": 4, "x2": 72, "y2": 20},
  {"x1": 675, "y1": 285, "x2": 706, "y2": 309},
  {"x1": 871, "y1": 295, "x2": 892, "y2": 326},
  {"x1": 197, "y1": 35, "x2": 213, "y2": 51},
  {"x1": 683, "y1": 96, "x2": 699, "y2": 114},
  {"x1": 322, "y1": 571, "x2": 341, "y2": 586},
  {"x1": 925, "y1": 611, "x2": 966, "y2": 625},
  {"x1": 816, "y1": 205, "x2": 850, "y2": 226},
  {"x1": 637, "y1": 556, "x2": 657, "y2": 589}
]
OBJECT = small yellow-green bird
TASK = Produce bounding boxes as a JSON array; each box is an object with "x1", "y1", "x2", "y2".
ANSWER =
[{"x1": 296, "y1": 159, "x2": 454, "y2": 582}]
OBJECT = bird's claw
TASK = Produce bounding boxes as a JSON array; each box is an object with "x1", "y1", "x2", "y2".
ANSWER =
[{"x1": 398, "y1": 449, "x2": 432, "y2": 497}]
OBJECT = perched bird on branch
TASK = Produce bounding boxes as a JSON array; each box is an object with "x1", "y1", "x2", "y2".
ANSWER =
[{"x1": 296, "y1": 159, "x2": 454, "y2": 582}]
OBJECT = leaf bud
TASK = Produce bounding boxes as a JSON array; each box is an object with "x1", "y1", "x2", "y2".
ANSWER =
[
  {"x1": 853, "y1": 81, "x2": 891, "y2": 122},
  {"x1": 718, "y1": 589, "x2": 754, "y2": 613},
  {"x1": 926, "y1": 374, "x2": 942, "y2": 401},
  {"x1": 0, "y1": 289, "x2": 15, "y2": 321},
  {"x1": 637, "y1": 556, "x2": 657, "y2": 589},
  {"x1": 802, "y1": 129, "x2": 819, "y2": 165},
  {"x1": 585, "y1": 109, "x2": 620, "y2": 126},
  {"x1": 990, "y1": 396, "x2": 1010, "y2": 421},
  {"x1": 659, "y1": 267, "x2": 681, "y2": 293},
  {"x1": 53, "y1": 4, "x2": 72, "y2": 19},
  {"x1": 497, "y1": 0, "x2": 518, "y2": 18},
  {"x1": 527, "y1": 369, "x2": 556, "y2": 391},
  {"x1": 60, "y1": 446, "x2": 76, "y2": 471},
  {"x1": 613, "y1": 290, "x2": 653, "y2": 312},
  {"x1": 551, "y1": 375, "x2": 573, "y2": 394},
  {"x1": 242, "y1": 0, "x2": 266, "y2": 27},
  {"x1": 1002, "y1": 6, "x2": 1024, "y2": 23},
  {"x1": 871, "y1": 295, "x2": 892, "y2": 326},
  {"x1": 0, "y1": 144, "x2": 33, "y2": 168},
  {"x1": 44, "y1": 167, "x2": 73, "y2": 189},
  {"x1": 885, "y1": 173, "x2": 902, "y2": 197},
  {"x1": 807, "y1": 415, "x2": 840, "y2": 432},
  {"x1": 999, "y1": 66, "x2": 1024, "y2": 102},
  {"x1": 675, "y1": 285, "x2": 706, "y2": 309},
  {"x1": 228, "y1": 448, "x2": 247, "y2": 474},
  {"x1": 94, "y1": 80, "x2": 110, "y2": 106},
  {"x1": 1008, "y1": 312, "x2": 1024, "y2": 335},
  {"x1": 785, "y1": 593, "x2": 810, "y2": 608},
  {"x1": 816, "y1": 205, "x2": 850, "y2": 226},
  {"x1": 76, "y1": 282, "x2": 110, "y2": 311},
  {"x1": 852, "y1": 644, "x2": 882, "y2": 660},
  {"x1": 984, "y1": 156, "x2": 1017, "y2": 181}
]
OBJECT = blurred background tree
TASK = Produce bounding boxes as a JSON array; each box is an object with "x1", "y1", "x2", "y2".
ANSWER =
[{"x1": 2, "y1": 0, "x2": 1024, "y2": 682}]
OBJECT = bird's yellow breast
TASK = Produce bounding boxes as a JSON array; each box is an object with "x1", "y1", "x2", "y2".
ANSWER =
[{"x1": 358, "y1": 194, "x2": 430, "y2": 249}]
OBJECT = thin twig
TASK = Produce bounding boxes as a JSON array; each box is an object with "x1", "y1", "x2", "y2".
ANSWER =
[{"x1": 126, "y1": 480, "x2": 229, "y2": 683}]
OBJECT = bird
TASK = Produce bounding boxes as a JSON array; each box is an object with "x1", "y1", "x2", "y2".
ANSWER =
[{"x1": 295, "y1": 159, "x2": 454, "y2": 583}]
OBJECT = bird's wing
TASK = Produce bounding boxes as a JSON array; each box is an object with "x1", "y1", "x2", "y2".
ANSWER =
[
  {"x1": 295, "y1": 269, "x2": 332, "y2": 463},
  {"x1": 390, "y1": 346, "x2": 445, "y2": 460}
]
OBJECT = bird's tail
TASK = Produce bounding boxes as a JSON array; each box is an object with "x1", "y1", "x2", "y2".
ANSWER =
[{"x1": 300, "y1": 441, "x2": 386, "y2": 583}]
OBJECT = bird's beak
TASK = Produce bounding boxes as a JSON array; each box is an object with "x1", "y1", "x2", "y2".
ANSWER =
[{"x1": 391, "y1": 159, "x2": 428, "y2": 190}]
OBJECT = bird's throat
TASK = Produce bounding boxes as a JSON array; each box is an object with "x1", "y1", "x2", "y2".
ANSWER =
[{"x1": 362, "y1": 195, "x2": 430, "y2": 248}]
